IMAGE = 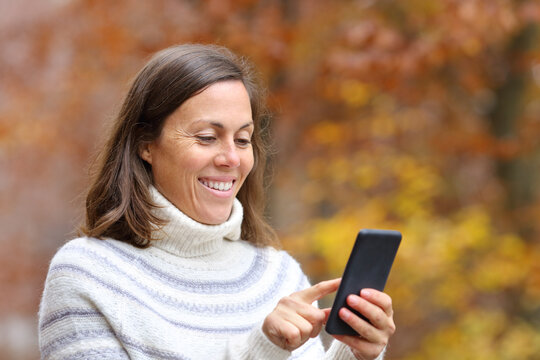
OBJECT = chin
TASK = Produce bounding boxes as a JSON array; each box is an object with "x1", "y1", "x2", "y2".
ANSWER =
[{"x1": 198, "y1": 207, "x2": 232, "y2": 225}]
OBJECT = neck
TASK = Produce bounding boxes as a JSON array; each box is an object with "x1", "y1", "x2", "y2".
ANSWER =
[{"x1": 148, "y1": 185, "x2": 243, "y2": 257}]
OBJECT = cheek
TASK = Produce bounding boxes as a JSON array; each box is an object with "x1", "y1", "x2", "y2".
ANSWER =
[
  {"x1": 164, "y1": 142, "x2": 202, "y2": 173},
  {"x1": 151, "y1": 144, "x2": 198, "y2": 186},
  {"x1": 244, "y1": 151, "x2": 255, "y2": 175}
]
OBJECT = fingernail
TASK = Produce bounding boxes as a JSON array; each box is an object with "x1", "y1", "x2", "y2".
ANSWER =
[
  {"x1": 361, "y1": 289, "x2": 371, "y2": 297},
  {"x1": 348, "y1": 295, "x2": 359, "y2": 305},
  {"x1": 340, "y1": 308, "x2": 350, "y2": 320}
]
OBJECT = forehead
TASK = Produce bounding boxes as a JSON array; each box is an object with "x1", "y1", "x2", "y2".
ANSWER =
[{"x1": 167, "y1": 80, "x2": 253, "y2": 128}]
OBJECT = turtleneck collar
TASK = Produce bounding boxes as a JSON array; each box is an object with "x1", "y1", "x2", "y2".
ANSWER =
[{"x1": 148, "y1": 185, "x2": 243, "y2": 258}]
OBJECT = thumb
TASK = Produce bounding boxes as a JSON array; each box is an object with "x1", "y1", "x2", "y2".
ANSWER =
[{"x1": 321, "y1": 308, "x2": 332, "y2": 324}]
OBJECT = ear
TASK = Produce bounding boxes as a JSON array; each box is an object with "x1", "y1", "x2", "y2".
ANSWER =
[{"x1": 139, "y1": 142, "x2": 153, "y2": 165}]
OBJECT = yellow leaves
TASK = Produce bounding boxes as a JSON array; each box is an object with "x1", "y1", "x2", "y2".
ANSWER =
[
  {"x1": 523, "y1": 247, "x2": 540, "y2": 309},
  {"x1": 448, "y1": 207, "x2": 491, "y2": 255},
  {"x1": 306, "y1": 200, "x2": 390, "y2": 276},
  {"x1": 443, "y1": 211, "x2": 529, "y2": 293},
  {"x1": 391, "y1": 156, "x2": 440, "y2": 217},
  {"x1": 499, "y1": 320, "x2": 540, "y2": 359},
  {"x1": 411, "y1": 310, "x2": 506, "y2": 360},
  {"x1": 409, "y1": 310, "x2": 540, "y2": 360},
  {"x1": 286, "y1": 197, "x2": 535, "y2": 348},
  {"x1": 339, "y1": 80, "x2": 372, "y2": 107},
  {"x1": 306, "y1": 155, "x2": 351, "y2": 186},
  {"x1": 307, "y1": 152, "x2": 379, "y2": 188},
  {"x1": 433, "y1": 271, "x2": 473, "y2": 311},
  {"x1": 370, "y1": 114, "x2": 397, "y2": 138},
  {"x1": 392, "y1": 157, "x2": 439, "y2": 195},
  {"x1": 306, "y1": 121, "x2": 347, "y2": 147},
  {"x1": 407, "y1": 207, "x2": 528, "y2": 296},
  {"x1": 353, "y1": 163, "x2": 379, "y2": 189},
  {"x1": 471, "y1": 251, "x2": 527, "y2": 292},
  {"x1": 310, "y1": 216, "x2": 358, "y2": 274},
  {"x1": 296, "y1": 150, "x2": 534, "y2": 324},
  {"x1": 468, "y1": 231, "x2": 535, "y2": 294},
  {"x1": 327, "y1": 157, "x2": 351, "y2": 184}
]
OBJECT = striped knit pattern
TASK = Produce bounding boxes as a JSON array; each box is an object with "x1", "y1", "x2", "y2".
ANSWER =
[{"x1": 38, "y1": 187, "x2": 370, "y2": 359}]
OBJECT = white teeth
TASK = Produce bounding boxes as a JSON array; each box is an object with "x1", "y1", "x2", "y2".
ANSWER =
[{"x1": 200, "y1": 180, "x2": 233, "y2": 191}]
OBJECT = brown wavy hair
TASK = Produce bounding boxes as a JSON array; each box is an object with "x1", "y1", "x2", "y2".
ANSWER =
[{"x1": 81, "y1": 44, "x2": 278, "y2": 248}]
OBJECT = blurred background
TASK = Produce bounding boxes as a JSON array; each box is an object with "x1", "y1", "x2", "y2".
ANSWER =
[{"x1": 1, "y1": 0, "x2": 540, "y2": 359}]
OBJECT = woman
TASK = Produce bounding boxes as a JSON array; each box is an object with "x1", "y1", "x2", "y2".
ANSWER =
[{"x1": 38, "y1": 44, "x2": 395, "y2": 359}]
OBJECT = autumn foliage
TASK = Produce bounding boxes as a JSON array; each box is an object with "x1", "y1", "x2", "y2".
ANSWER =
[{"x1": 1, "y1": 0, "x2": 540, "y2": 358}]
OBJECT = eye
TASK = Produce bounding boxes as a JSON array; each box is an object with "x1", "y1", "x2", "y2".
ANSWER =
[
  {"x1": 235, "y1": 138, "x2": 252, "y2": 147},
  {"x1": 196, "y1": 135, "x2": 216, "y2": 143}
]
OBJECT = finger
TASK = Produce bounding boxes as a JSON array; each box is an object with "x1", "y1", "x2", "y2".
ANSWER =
[
  {"x1": 278, "y1": 296, "x2": 327, "y2": 328},
  {"x1": 360, "y1": 289, "x2": 393, "y2": 317},
  {"x1": 304, "y1": 310, "x2": 324, "y2": 339},
  {"x1": 293, "y1": 278, "x2": 341, "y2": 303},
  {"x1": 279, "y1": 320, "x2": 303, "y2": 351},
  {"x1": 293, "y1": 301, "x2": 326, "y2": 338},
  {"x1": 333, "y1": 334, "x2": 384, "y2": 360},
  {"x1": 264, "y1": 315, "x2": 305, "y2": 351},
  {"x1": 282, "y1": 314, "x2": 318, "y2": 349},
  {"x1": 347, "y1": 294, "x2": 394, "y2": 331},
  {"x1": 274, "y1": 296, "x2": 327, "y2": 339},
  {"x1": 321, "y1": 308, "x2": 331, "y2": 323},
  {"x1": 339, "y1": 307, "x2": 381, "y2": 343}
]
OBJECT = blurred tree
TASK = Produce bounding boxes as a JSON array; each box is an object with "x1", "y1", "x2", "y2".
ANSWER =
[
  {"x1": 276, "y1": 1, "x2": 540, "y2": 358},
  {"x1": 0, "y1": 0, "x2": 539, "y2": 359}
]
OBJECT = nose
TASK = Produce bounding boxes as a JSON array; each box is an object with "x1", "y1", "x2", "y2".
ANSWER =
[{"x1": 215, "y1": 141, "x2": 241, "y2": 168}]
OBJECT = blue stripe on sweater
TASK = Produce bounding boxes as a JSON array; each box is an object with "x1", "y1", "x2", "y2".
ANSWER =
[
  {"x1": 40, "y1": 309, "x2": 102, "y2": 331},
  {"x1": 43, "y1": 252, "x2": 291, "y2": 328},
  {"x1": 99, "y1": 240, "x2": 268, "y2": 292},
  {"x1": 41, "y1": 328, "x2": 116, "y2": 358},
  {"x1": 41, "y1": 327, "x2": 191, "y2": 360},
  {"x1": 45, "y1": 264, "x2": 259, "y2": 333}
]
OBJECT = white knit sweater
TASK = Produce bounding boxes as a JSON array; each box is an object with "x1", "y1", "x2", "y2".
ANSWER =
[{"x1": 38, "y1": 187, "x2": 384, "y2": 359}]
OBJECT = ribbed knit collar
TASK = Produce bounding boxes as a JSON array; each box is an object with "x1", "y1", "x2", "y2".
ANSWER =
[{"x1": 148, "y1": 185, "x2": 243, "y2": 258}]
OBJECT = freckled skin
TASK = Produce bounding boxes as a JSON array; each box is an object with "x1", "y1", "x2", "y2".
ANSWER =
[{"x1": 139, "y1": 80, "x2": 254, "y2": 225}]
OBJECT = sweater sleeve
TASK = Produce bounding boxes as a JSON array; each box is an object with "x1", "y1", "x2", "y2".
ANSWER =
[
  {"x1": 301, "y1": 270, "x2": 387, "y2": 360},
  {"x1": 38, "y1": 250, "x2": 129, "y2": 359},
  {"x1": 223, "y1": 258, "x2": 328, "y2": 360},
  {"x1": 325, "y1": 341, "x2": 386, "y2": 360},
  {"x1": 224, "y1": 323, "x2": 291, "y2": 360},
  {"x1": 222, "y1": 266, "x2": 386, "y2": 360},
  {"x1": 224, "y1": 325, "x2": 385, "y2": 360}
]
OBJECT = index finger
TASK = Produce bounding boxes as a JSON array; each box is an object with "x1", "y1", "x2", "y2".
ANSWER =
[{"x1": 293, "y1": 278, "x2": 341, "y2": 303}]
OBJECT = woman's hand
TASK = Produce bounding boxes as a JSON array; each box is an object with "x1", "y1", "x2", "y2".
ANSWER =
[
  {"x1": 262, "y1": 278, "x2": 341, "y2": 351},
  {"x1": 333, "y1": 289, "x2": 396, "y2": 360}
]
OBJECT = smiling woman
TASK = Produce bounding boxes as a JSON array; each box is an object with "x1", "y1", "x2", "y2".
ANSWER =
[
  {"x1": 80, "y1": 44, "x2": 275, "y2": 249},
  {"x1": 37, "y1": 44, "x2": 395, "y2": 360}
]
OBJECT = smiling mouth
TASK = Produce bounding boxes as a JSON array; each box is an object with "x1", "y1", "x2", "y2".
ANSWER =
[{"x1": 199, "y1": 179, "x2": 235, "y2": 192}]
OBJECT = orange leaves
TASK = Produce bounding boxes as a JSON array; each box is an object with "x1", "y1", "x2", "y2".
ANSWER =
[{"x1": 1, "y1": 0, "x2": 540, "y2": 359}]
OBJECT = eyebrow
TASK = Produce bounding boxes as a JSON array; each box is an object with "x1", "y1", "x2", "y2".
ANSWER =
[{"x1": 195, "y1": 120, "x2": 254, "y2": 130}]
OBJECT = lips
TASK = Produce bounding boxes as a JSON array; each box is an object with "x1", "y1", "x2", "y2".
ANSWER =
[{"x1": 198, "y1": 178, "x2": 235, "y2": 192}]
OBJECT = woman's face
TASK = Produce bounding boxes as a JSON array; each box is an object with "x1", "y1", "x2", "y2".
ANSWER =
[{"x1": 140, "y1": 80, "x2": 255, "y2": 225}]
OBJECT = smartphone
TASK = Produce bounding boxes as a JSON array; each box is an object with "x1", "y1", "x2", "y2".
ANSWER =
[{"x1": 325, "y1": 229, "x2": 401, "y2": 335}]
